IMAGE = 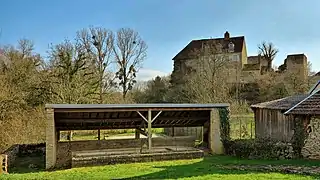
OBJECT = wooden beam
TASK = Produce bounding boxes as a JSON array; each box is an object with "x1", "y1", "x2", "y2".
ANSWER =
[
  {"x1": 53, "y1": 108, "x2": 215, "y2": 113},
  {"x1": 136, "y1": 111, "x2": 148, "y2": 122},
  {"x1": 136, "y1": 128, "x2": 148, "y2": 137},
  {"x1": 148, "y1": 109, "x2": 152, "y2": 150},
  {"x1": 151, "y1": 111, "x2": 162, "y2": 123},
  {"x1": 56, "y1": 117, "x2": 208, "y2": 124},
  {"x1": 56, "y1": 123, "x2": 208, "y2": 130},
  {"x1": 57, "y1": 118, "x2": 143, "y2": 123}
]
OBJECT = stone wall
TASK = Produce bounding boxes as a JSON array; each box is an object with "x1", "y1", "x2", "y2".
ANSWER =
[
  {"x1": 164, "y1": 127, "x2": 202, "y2": 140},
  {"x1": 72, "y1": 150, "x2": 204, "y2": 168},
  {"x1": 56, "y1": 136, "x2": 196, "y2": 168},
  {"x1": 2, "y1": 144, "x2": 19, "y2": 168},
  {"x1": 1, "y1": 143, "x2": 45, "y2": 170},
  {"x1": 302, "y1": 118, "x2": 320, "y2": 159}
]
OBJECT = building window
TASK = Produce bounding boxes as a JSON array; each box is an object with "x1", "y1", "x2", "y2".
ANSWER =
[
  {"x1": 233, "y1": 54, "x2": 239, "y2": 61},
  {"x1": 228, "y1": 42, "x2": 235, "y2": 52}
]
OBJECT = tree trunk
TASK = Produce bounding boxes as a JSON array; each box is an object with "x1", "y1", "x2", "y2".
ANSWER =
[{"x1": 267, "y1": 61, "x2": 272, "y2": 71}]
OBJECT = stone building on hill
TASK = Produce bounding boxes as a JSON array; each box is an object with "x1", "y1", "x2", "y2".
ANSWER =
[{"x1": 171, "y1": 31, "x2": 310, "y2": 84}]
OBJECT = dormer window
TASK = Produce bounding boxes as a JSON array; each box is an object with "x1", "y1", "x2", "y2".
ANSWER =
[{"x1": 228, "y1": 42, "x2": 235, "y2": 52}]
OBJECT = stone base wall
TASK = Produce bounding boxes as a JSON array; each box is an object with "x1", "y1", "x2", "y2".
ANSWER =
[
  {"x1": 56, "y1": 136, "x2": 196, "y2": 168},
  {"x1": 302, "y1": 118, "x2": 320, "y2": 159},
  {"x1": 72, "y1": 150, "x2": 204, "y2": 168},
  {"x1": 164, "y1": 127, "x2": 203, "y2": 140}
]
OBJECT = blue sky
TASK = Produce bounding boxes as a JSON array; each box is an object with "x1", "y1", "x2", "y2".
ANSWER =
[{"x1": 1, "y1": 0, "x2": 320, "y2": 80}]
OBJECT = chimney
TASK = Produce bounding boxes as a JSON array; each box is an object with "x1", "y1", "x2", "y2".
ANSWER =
[{"x1": 224, "y1": 31, "x2": 230, "y2": 40}]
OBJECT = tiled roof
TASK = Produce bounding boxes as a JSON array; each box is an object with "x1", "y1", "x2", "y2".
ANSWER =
[
  {"x1": 172, "y1": 36, "x2": 245, "y2": 60},
  {"x1": 284, "y1": 89, "x2": 320, "y2": 115},
  {"x1": 251, "y1": 94, "x2": 308, "y2": 110}
]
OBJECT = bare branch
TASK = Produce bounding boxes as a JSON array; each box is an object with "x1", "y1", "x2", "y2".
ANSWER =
[
  {"x1": 113, "y1": 28, "x2": 147, "y2": 99},
  {"x1": 76, "y1": 27, "x2": 115, "y2": 103}
]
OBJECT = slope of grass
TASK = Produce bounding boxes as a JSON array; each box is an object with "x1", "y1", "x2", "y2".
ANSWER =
[{"x1": 2, "y1": 155, "x2": 320, "y2": 180}]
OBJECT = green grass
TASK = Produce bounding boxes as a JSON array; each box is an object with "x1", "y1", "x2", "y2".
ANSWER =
[{"x1": 3, "y1": 155, "x2": 320, "y2": 180}]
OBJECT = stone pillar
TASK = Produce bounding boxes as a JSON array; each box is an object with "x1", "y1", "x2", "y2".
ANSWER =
[
  {"x1": 208, "y1": 109, "x2": 223, "y2": 154},
  {"x1": 135, "y1": 128, "x2": 140, "y2": 139},
  {"x1": 46, "y1": 108, "x2": 57, "y2": 170}
]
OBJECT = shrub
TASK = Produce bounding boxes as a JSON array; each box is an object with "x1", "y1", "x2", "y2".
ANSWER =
[{"x1": 226, "y1": 138, "x2": 293, "y2": 160}]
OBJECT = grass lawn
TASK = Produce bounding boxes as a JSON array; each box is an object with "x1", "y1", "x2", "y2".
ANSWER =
[{"x1": 2, "y1": 155, "x2": 320, "y2": 180}]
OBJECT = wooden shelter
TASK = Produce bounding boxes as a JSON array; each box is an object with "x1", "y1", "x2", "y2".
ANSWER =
[
  {"x1": 45, "y1": 103, "x2": 229, "y2": 169},
  {"x1": 251, "y1": 95, "x2": 308, "y2": 142},
  {"x1": 251, "y1": 81, "x2": 320, "y2": 142}
]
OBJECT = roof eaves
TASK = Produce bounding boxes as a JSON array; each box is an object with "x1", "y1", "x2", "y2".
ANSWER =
[
  {"x1": 172, "y1": 40, "x2": 194, "y2": 60},
  {"x1": 308, "y1": 80, "x2": 320, "y2": 94},
  {"x1": 284, "y1": 88, "x2": 320, "y2": 115}
]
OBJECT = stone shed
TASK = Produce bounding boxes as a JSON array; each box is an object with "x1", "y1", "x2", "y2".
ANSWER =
[
  {"x1": 45, "y1": 103, "x2": 229, "y2": 169},
  {"x1": 284, "y1": 82, "x2": 320, "y2": 159}
]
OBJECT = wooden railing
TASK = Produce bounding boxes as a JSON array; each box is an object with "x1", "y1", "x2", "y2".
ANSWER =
[{"x1": 0, "y1": 154, "x2": 8, "y2": 174}]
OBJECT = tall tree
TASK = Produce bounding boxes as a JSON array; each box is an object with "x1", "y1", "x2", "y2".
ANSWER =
[
  {"x1": 48, "y1": 39, "x2": 91, "y2": 140},
  {"x1": 113, "y1": 28, "x2": 147, "y2": 99},
  {"x1": 132, "y1": 76, "x2": 169, "y2": 103},
  {"x1": 48, "y1": 39, "x2": 92, "y2": 104},
  {"x1": 258, "y1": 41, "x2": 279, "y2": 72},
  {"x1": 77, "y1": 27, "x2": 115, "y2": 103}
]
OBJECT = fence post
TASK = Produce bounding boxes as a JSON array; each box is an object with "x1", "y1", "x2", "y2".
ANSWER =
[
  {"x1": 251, "y1": 120, "x2": 253, "y2": 139},
  {"x1": 239, "y1": 116, "x2": 242, "y2": 139}
]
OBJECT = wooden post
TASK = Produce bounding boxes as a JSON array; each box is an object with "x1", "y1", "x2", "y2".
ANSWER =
[
  {"x1": 57, "y1": 130, "x2": 60, "y2": 141},
  {"x1": 239, "y1": 117, "x2": 242, "y2": 139},
  {"x1": 135, "y1": 128, "x2": 140, "y2": 139},
  {"x1": 250, "y1": 120, "x2": 253, "y2": 139},
  {"x1": 98, "y1": 129, "x2": 101, "y2": 140},
  {"x1": 148, "y1": 109, "x2": 152, "y2": 151}
]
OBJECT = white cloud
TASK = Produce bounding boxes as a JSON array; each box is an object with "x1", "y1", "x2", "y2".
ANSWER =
[{"x1": 136, "y1": 68, "x2": 170, "y2": 81}]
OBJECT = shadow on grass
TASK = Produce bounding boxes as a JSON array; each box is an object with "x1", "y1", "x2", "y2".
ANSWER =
[
  {"x1": 9, "y1": 153, "x2": 45, "y2": 174},
  {"x1": 120, "y1": 155, "x2": 320, "y2": 180}
]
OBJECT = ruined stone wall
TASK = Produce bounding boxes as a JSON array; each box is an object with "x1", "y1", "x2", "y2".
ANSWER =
[
  {"x1": 240, "y1": 70, "x2": 261, "y2": 83},
  {"x1": 56, "y1": 136, "x2": 197, "y2": 168},
  {"x1": 286, "y1": 55, "x2": 308, "y2": 80},
  {"x1": 2, "y1": 145, "x2": 19, "y2": 168},
  {"x1": 302, "y1": 118, "x2": 320, "y2": 159}
]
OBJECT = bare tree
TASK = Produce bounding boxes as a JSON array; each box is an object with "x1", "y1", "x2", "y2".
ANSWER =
[
  {"x1": 113, "y1": 28, "x2": 147, "y2": 99},
  {"x1": 258, "y1": 41, "x2": 279, "y2": 72},
  {"x1": 77, "y1": 27, "x2": 115, "y2": 103},
  {"x1": 183, "y1": 43, "x2": 233, "y2": 103}
]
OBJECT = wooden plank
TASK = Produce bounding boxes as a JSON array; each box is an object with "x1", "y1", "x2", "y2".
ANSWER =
[
  {"x1": 56, "y1": 117, "x2": 209, "y2": 124},
  {"x1": 56, "y1": 123, "x2": 207, "y2": 130},
  {"x1": 54, "y1": 108, "x2": 215, "y2": 113}
]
